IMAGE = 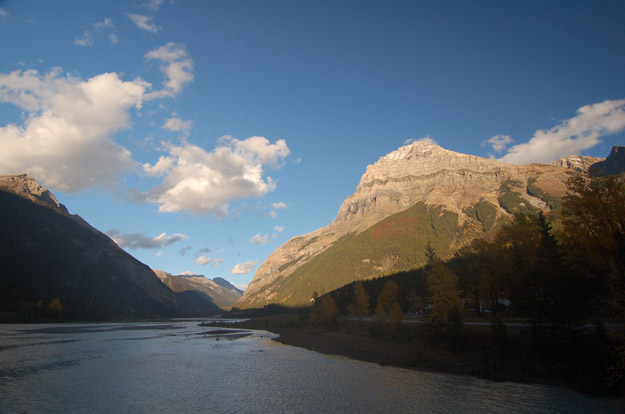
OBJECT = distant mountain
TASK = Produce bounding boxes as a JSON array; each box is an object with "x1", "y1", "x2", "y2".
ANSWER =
[
  {"x1": 237, "y1": 142, "x2": 607, "y2": 309},
  {"x1": 154, "y1": 271, "x2": 243, "y2": 310},
  {"x1": 213, "y1": 277, "x2": 244, "y2": 295},
  {"x1": 0, "y1": 174, "x2": 180, "y2": 321}
]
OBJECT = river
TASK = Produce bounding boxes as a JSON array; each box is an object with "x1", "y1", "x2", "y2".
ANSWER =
[{"x1": 0, "y1": 321, "x2": 620, "y2": 413}]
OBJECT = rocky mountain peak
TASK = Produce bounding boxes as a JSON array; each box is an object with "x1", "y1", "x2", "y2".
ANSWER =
[
  {"x1": 0, "y1": 173, "x2": 69, "y2": 215},
  {"x1": 552, "y1": 155, "x2": 604, "y2": 173}
]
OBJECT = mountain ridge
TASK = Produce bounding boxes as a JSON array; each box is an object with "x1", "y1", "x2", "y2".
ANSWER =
[
  {"x1": 154, "y1": 270, "x2": 242, "y2": 310},
  {"x1": 0, "y1": 174, "x2": 181, "y2": 320},
  {"x1": 237, "y1": 142, "x2": 605, "y2": 308}
]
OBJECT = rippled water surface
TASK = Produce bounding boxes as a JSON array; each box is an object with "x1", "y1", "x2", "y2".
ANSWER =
[{"x1": 0, "y1": 321, "x2": 621, "y2": 413}]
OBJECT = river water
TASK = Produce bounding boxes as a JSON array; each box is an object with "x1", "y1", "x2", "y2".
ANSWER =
[{"x1": 0, "y1": 321, "x2": 621, "y2": 413}]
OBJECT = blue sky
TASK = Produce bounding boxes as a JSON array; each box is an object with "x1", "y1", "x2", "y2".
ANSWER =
[{"x1": 1, "y1": 0, "x2": 624, "y2": 290}]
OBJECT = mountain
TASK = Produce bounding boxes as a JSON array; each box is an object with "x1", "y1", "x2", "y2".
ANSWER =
[
  {"x1": 154, "y1": 271, "x2": 242, "y2": 311},
  {"x1": 590, "y1": 145, "x2": 625, "y2": 176},
  {"x1": 0, "y1": 174, "x2": 179, "y2": 321},
  {"x1": 237, "y1": 142, "x2": 604, "y2": 309}
]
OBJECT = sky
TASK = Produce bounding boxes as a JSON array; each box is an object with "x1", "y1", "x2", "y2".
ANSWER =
[{"x1": 0, "y1": 1, "x2": 624, "y2": 290}]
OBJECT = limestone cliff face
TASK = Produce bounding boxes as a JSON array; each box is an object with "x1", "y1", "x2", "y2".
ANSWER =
[
  {"x1": 553, "y1": 155, "x2": 603, "y2": 173},
  {"x1": 237, "y1": 142, "x2": 602, "y2": 309}
]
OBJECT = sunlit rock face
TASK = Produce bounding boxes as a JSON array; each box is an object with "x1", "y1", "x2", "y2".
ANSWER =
[
  {"x1": 237, "y1": 142, "x2": 605, "y2": 309},
  {"x1": 0, "y1": 173, "x2": 69, "y2": 215}
]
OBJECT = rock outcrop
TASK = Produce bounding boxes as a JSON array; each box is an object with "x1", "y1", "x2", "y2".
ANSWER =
[
  {"x1": 0, "y1": 174, "x2": 69, "y2": 215},
  {"x1": 553, "y1": 155, "x2": 603, "y2": 173},
  {"x1": 237, "y1": 142, "x2": 606, "y2": 309}
]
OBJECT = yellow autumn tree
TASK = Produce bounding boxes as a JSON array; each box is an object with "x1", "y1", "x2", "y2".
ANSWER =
[{"x1": 426, "y1": 250, "x2": 462, "y2": 331}]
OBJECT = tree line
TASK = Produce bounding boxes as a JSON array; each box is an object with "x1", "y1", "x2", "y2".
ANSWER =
[{"x1": 310, "y1": 171, "x2": 625, "y2": 385}]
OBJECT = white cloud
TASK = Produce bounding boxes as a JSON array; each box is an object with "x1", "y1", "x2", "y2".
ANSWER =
[
  {"x1": 74, "y1": 31, "x2": 94, "y2": 47},
  {"x1": 143, "y1": 0, "x2": 165, "y2": 10},
  {"x1": 145, "y1": 42, "x2": 193, "y2": 98},
  {"x1": 235, "y1": 283, "x2": 248, "y2": 291},
  {"x1": 163, "y1": 116, "x2": 192, "y2": 135},
  {"x1": 249, "y1": 233, "x2": 271, "y2": 245},
  {"x1": 232, "y1": 260, "x2": 258, "y2": 275},
  {"x1": 93, "y1": 17, "x2": 113, "y2": 30},
  {"x1": 404, "y1": 135, "x2": 438, "y2": 145},
  {"x1": 106, "y1": 229, "x2": 188, "y2": 249},
  {"x1": 142, "y1": 135, "x2": 290, "y2": 215},
  {"x1": 500, "y1": 99, "x2": 625, "y2": 165},
  {"x1": 212, "y1": 258, "x2": 224, "y2": 268},
  {"x1": 109, "y1": 33, "x2": 119, "y2": 45},
  {"x1": 74, "y1": 18, "x2": 115, "y2": 47},
  {"x1": 0, "y1": 8, "x2": 10, "y2": 17},
  {"x1": 128, "y1": 13, "x2": 161, "y2": 34},
  {"x1": 156, "y1": 251, "x2": 163, "y2": 257},
  {"x1": 269, "y1": 210, "x2": 277, "y2": 218},
  {"x1": 195, "y1": 256, "x2": 212, "y2": 266},
  {"x1": 482, "y1": 134, "x2": 513, "y2": 153},
  {"x1": 274, "y1": 225, "x2": 284, "y2": 233},
  {"x1": 0, "y1": 69, "x2": 147, "y2": 192},
  {"x1": 271, "y1": 201, "x2": 287, "y2": 210}
]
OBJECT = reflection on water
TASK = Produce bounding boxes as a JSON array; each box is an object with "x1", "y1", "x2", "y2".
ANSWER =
[{"x1": 0, "y1": 321, "x2": 621, "y2": 414}]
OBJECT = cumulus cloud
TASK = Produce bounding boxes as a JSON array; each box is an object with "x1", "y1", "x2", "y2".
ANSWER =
[
  {"x1": 274, "y1": 225, "x2": 284, "y2": 233},
  {"x1": 195, "y1": 256, "x2": 212, "y2": 266},
  {"x1": 145, "y1": 42, "x2": 193, "y2": 98},
  {"x1": 142, "y1": 135, "x2": 290, "y2": 215},
  {"x1": 404, "y1": 135, "x2": 438, "y2": 146},
  {"x1": 74, "y1": 17, "x2": 115, "y2": 47},
  {"x1": 0, "y1": 68, "x2": 147, "y2": 192},
  {"x1": 232, "y1": 260, "x2": 258, "y2": 275},
  {"x1": 163, "y1": 116, "x2": 192, "y2": 135},
  {"x1": 128, "y1": 13, "x2": 161, "y2": 33},
  {"x1": 249, "y1": 233, "x2": 271, "y2": 245},
  {"x1": 500, "y1": 99, "x2": 625, "y2": 165},
  {"x1": 106, "y1": 229, "x2": 188, "y2": 250},
  {"x1": 482, "y1": 134, "x2": 513, "y2": 154},
  {"x1": 271, "y1": 201, "x2": 287, "y2": 210}
]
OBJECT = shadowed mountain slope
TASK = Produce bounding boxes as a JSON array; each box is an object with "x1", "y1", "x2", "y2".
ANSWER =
[{"x1": 0, "y1": 174, "x2": 179, "y2": 320}]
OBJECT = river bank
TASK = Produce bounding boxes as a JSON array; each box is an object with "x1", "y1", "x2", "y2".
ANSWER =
[{"x1": 223, "y1": 314, "x2": 623, "y2": 398}]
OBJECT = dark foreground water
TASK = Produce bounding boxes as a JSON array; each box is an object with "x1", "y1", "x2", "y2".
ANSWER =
[{"x1": 0, "y1": 321, "x2": 621, "y2": 414}]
